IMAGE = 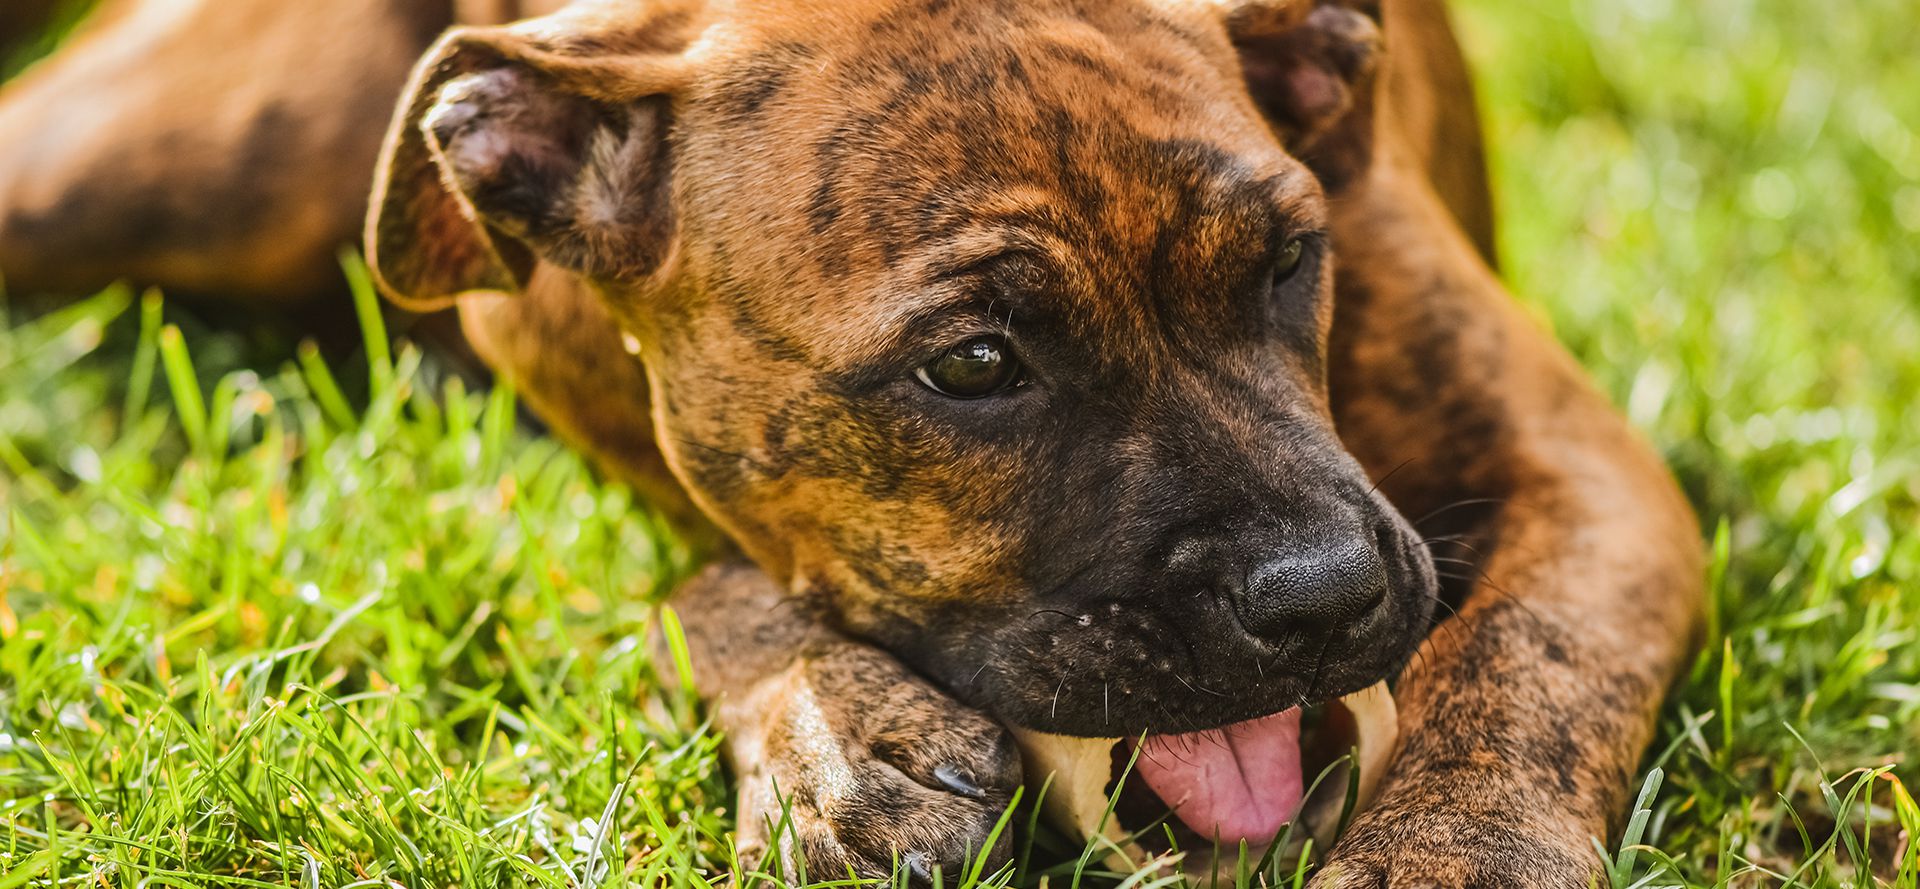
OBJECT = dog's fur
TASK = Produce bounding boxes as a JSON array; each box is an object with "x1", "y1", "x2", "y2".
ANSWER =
[{"x1": 0, "y1": 0, "x2": 1702, "y2": 884}]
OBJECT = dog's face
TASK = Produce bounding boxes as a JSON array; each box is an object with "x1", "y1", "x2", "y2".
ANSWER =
[{"x1": 370, "y1": 0, "x2": 1435, "y2": 736}]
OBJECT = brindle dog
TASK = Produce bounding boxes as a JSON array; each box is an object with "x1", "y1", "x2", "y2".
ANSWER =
[{"x1": 0, "y1": 0, "x2": 1703, "y2": 884}]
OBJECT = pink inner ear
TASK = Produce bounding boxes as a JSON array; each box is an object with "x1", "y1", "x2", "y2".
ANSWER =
[
  {"x1": 429, "y1": 68, "x2": 592, "y2": 199},
  {"x1": 1284, "y1": 64, "x2": 1346, "y2": 122},
  {"x1": 1236, "y1": 34, "x2": 1349, "y2": 139}
]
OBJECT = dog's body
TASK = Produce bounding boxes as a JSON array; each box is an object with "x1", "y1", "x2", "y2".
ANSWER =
[{"x1": 0, "y1": 1, "x2": 1702, "y2": 885}]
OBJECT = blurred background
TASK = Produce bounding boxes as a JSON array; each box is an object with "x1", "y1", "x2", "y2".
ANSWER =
[
  {"x1": 1, "y1": 0, "x2": 1915, "y2": 884},
  {"x1": 1454, "y1": 0, "x2": 1919, "y2": 879}
]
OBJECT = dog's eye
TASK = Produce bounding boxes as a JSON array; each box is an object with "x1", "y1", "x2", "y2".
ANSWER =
[
  {"x1": 1273, "y1": 236, "x2": 1307, "y2": 286},
  {"x1": 915, "y1": 335, "x2": 1026, "y2": 398}
]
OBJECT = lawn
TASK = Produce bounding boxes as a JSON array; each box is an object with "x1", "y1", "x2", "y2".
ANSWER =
[{"x1": 1, "y1": 0, "x2": 1916, "y2": 885}]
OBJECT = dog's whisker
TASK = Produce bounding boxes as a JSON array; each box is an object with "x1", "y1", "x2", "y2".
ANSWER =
[
  {"x1": 1434, "y1": 537, "x2": 1494, "y2": 563},
  {"x1": 1154, "y1": 700, "x2": 1181, "y2": 726},
  {"x1": 1193, "y1": 728, "x2": 1231, "y2": 753},
  {"x1": 1425, "y1": 563, "x2": 1556, "y2": 648},
  {"x1": 1172, "y1": 672, "x2": 1226, "y2": 698},
  {"x1": 1410, "y1": 496, "x2": 1509, "y2": 529},
  {"x1": 1298, "y1": 637, "x2": 1334, "y2": 708},
  {"x1": 1367, "y1": 457, "x2": 1418, "y2": 498},
  {"x1": 1421, "y1": 590, "x2": 1464, "y2": 619}
]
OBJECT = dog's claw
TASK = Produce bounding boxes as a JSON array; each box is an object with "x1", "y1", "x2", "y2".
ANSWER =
[
  {"x1": 933, "y1": 763, "x2": 985, "y2": 799},
  {"x1": 730, "y1": 643, "x2": 1022, "y2": 883},
  {"x1": 903, "y1": 850, "x2": 936, "y2": 883}
]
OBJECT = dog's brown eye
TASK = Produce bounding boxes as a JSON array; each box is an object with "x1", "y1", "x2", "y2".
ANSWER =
[
  {"x1": 916, "y1": 336, "x2": 1025, "y2": 398},
  {"x1": 1273, "y1": 236, "x2": 1307, "y2": 285}
]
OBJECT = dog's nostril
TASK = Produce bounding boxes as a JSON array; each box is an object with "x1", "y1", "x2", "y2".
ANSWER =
[{"x1": 1234, "y1": 534, "x2": 1390, "y2": 639}]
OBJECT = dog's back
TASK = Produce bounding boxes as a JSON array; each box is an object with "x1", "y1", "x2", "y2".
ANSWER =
[{"x1": 0, "y1": 0, "x2": 1488, "y2": 303}]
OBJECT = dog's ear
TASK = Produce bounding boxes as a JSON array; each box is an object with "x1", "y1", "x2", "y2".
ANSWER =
[
  {"x1": 1224, "y1": 0, "x2": 1383, "y2": 192},
  {"x1": 366, "y1": 3, "x2": 698, "y2": 310}
]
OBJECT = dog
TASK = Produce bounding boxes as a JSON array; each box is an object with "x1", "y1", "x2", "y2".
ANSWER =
[{"x1": 0, "y1": 0, "x2": 1703, "y2": 884}]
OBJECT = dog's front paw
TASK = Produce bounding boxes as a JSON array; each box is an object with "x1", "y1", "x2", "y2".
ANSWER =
[
  {"x1": 728, "y1": 642, "x2": 1022, "y2": 883},
  {"x1": 1309, "y1": 805, "x2": 1599, "y2": 889}
]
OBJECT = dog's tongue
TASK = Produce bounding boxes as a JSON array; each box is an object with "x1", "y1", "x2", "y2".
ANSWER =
[{"x1": 1131, "y1": 708, "x2": 1305, "y2": 846}]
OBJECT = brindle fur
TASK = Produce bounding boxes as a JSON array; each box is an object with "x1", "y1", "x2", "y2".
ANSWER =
[{"x1": 0, "y1": 1, "x2": 1701, "y2": 885}]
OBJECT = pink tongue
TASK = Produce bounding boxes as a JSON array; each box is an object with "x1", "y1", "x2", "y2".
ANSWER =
[{"x1": 1130, "y1": 708, "x2": 1305, "y2": 846}]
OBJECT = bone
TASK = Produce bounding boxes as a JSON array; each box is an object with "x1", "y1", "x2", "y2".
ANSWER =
[
  {"x1": 1330, "y1": 680, "x2": 1397, "y2": 833},
  {"x1": 1010, "y1": 726, "x2": 1140, "y2": 869}
]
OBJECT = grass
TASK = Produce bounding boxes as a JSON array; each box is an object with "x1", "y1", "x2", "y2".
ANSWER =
[
  {"x1": 1452, "y1": 0, "x2": 1920, "y2": 882},
  {"x1": 0, "y1": 0, "x2": 1916, "y2": 885}
]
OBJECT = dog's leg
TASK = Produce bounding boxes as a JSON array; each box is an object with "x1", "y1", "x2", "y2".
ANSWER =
[
  {"x1": 1313, "y1": 158, "x2": 1704, "y2": 887},
  {"x1": 666, "y1": 560, "x2": 1024, "y2": 881},
  {"x1": 0, "y1": 0, "x2": 449, "y2": 301},
  {"x1": 1380, "y1": 0, "x2": 1496, "y2": 267}
]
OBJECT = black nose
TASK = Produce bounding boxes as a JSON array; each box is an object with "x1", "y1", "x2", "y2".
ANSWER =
[{"x1": 1233, "y1": 531, "x2": 1390, "y2": 639}]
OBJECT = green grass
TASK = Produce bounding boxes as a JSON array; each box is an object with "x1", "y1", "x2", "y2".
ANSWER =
[
  {"x1": 1, "y1": 0, "x2": 1917, "y2": 885},
  {"x1": 1454, "y1": 0, "x2": 1920, "y2": 882},
  {"x1": 1, "y1": 279, "x2": 726, "y2": 886}
]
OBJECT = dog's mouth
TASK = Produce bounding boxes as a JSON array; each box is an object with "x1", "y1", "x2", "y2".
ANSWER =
[{"x1": 1012, "y1": 682, "x2": 1397, "y2": 870}]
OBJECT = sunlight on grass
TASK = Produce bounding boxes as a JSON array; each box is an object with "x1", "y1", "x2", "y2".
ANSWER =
[
  {"x1": 0, "y1": 278, "x2": 726, "y2": 885},
  {"x1": 1455, "y1": 0, "x2": 1920, "y2": 883}
]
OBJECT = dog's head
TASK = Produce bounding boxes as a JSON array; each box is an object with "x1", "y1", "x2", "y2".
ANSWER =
[{"x1": 369, "y1": 0, "x2": 1433, "y2": 736}]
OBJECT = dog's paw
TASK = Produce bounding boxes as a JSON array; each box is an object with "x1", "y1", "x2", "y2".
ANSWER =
[
  {"x1": 1309, "y1": 806, "x2": 1599, "y2": 889},
  {"x1": 730, "y1": 642, "x2": 1022, "y2": 883}
]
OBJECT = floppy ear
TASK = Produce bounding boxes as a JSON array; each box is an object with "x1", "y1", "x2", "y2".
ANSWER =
[
  {"x1": 365, "y1": 3, "x2": 697, "y2": 310},
  {"x1": 1225, "y1": 0, "x2": 1384, "y2": 192}
]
